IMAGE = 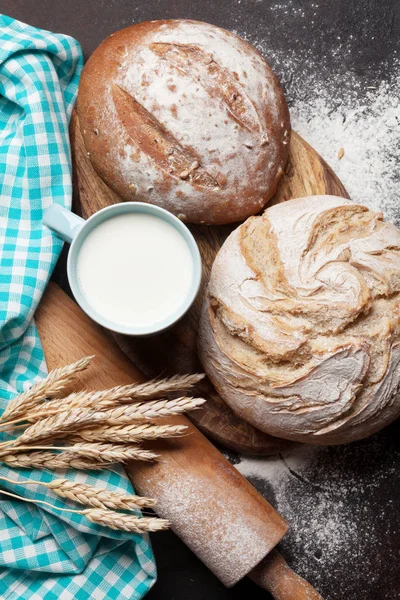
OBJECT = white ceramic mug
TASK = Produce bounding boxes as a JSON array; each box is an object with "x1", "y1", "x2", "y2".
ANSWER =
[{"x1": 44, "y1": 202, "x2": 202, "y2": 336}]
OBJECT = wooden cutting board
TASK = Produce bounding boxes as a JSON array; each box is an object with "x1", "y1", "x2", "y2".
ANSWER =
[{"x1": 70, "y1": 112, "x2": 349, "y2": 454}]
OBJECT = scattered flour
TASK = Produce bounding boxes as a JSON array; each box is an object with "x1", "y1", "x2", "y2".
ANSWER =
[
  {"x1": 233, "y1": 1, "x2": 400, "y2": 225},
  {"x1": 291, "y1": 75, "x2": 400, "y2": 223},
  {"x1": 232, "y1": 433, "x2": 399, "y2": 599}
]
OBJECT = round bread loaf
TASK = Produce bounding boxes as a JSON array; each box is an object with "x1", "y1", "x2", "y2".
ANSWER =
[
  {"x1": 199, "y1": 195, "x2": 400, "y2": 444},
  {"x1": 77, "y1": 20, "x2": 290, "y2": 224}
]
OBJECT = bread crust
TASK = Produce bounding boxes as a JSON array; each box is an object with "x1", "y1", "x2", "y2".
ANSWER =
[
  {"x1": 198, "y1": 196, "x2": 400, "y2": 444},
  {"x1": 77, "y1": 20, "x2": 290, "y2": 224}
]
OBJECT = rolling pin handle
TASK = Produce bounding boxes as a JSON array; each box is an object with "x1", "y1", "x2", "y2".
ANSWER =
[{"x1": 249, "y1": 550, "x2": 324, "y2": 600}]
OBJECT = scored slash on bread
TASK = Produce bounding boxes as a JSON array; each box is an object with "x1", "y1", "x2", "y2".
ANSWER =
[{"x1": 112, "y1": 84, "x2": 220, "y2": 189}]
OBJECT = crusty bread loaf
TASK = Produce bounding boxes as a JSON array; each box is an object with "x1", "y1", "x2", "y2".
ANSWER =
[
  {"x1": 198, "y1": 195, "x2": 400, "y2": 444},
  {"x1": 77, "y1": 19, "x2": 290, "y2": 225}
]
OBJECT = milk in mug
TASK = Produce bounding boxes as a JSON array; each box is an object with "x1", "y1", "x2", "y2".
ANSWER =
[{"x1": 76, "y1": 213, "x2": 194, "y2": 329}]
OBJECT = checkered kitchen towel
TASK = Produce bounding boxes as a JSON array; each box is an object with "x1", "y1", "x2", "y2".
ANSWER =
[{"x1": 0, "y1": 15, "x2": 156, "y2": 599}]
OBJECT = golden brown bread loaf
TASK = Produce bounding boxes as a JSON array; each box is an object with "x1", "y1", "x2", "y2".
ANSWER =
[
  {"x1": 198, "y1": 195, "x2": 400, "y2": 444},
  {"x1": 77, "y1": 19, "x2": 290, "y2": 225}
]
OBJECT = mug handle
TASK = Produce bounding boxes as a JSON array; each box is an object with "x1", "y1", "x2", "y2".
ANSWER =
[{"x1": 43, "y1": 204, "x2": 85, "y2": 244}]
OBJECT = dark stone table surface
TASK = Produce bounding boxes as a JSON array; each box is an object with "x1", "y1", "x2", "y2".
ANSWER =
[{"x1": 1, "y1": 1, "x2": 399, "y2": 599}]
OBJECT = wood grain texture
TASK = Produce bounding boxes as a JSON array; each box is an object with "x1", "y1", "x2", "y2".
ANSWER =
[
  {"x1": 70, "y1": 111, "x2": 349, "y2": 454},
  {"x1": 35, "y1": 283, "x2": 289, "y2": 587}
]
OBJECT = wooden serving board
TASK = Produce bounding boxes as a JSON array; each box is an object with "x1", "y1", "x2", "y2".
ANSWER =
[{"x1": 70, "y1": 112, "x2": 349, "y2": 454}]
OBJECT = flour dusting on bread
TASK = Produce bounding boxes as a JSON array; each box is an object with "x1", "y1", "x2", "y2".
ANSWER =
[
  {"x1": 199, "y1": 195, "x2": 400, "y2": 444},
  {"x1": 77, "y1": 20, "x2": 290, "y2": 224}
]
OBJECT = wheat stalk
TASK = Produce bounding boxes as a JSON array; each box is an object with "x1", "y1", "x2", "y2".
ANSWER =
[
  {"x1": 0, "y1": 390, "x2": 110, "y2": 427},
  {"x1": 0, "y1": 475, "x2": 156, "y2": 510},
  {"x1": 2, "y1": 451, "x2": 106, "y2": 470},
  {"x1": 4, "y1": 445, "x2": 158, "y2": 464},
  {"x1": 101, "y1": 396, "x2": 205, "y2": 425},
  {"x1": 58, "y1": 442, "x2": 158, "y2": 463},
  {"x1": 115, "y1": 373, "x2": 205, "y2": 400},
  {"x1": 1, "y1": 356, "x2": 93, "y2": 422},
  {"x1": 0, "y1": 398, "x2": 202, "y2": 452},
  {"x1": 5, "y1": 408, "x2": 107, "y2": 448},
  {"x1": 0, "y1": 488, "x2": 167, "y2": 533},
  {"x1": 47, "y1": 479, "x2": 156, "y2": 510},
  {"x1": 25, "y1": 387, "x2": 140, "y2": 421},
  {"x1": 0, "y1": 397, "x2": 202, "y2": 450},
  {"x1": 0, "y1": 359, "x2": 207, "y2": 538},
  {"x1": 19, "y1": 373, "x2": 205, "y2": 424},
  {"x1": 83, "y1": 508, "x2": 169, "y2": 533},
  {"x1": 74, "y1": 422, "x2": 187, "y2": 443},
  {"x1": 1, "y1": 442, "x2": 157, "y2": 463}
]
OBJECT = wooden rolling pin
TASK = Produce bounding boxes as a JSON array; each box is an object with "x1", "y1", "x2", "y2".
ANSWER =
[{"x1": 36, "y1": 283, "x2": 323, "y2": 599}]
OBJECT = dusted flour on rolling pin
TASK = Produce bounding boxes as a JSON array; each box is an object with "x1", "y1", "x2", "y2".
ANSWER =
[
  {"x1": 77, "y1": 19, "x2": 290, "y2": 225},
  {"x1": 199, "y1": 195, "x2": 400, "y2": 444}
]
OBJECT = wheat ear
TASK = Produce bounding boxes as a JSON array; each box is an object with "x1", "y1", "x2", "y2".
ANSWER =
[
  {"x1": 47, "y1": 479, "x2": 155, "y2": 510},
  {"x1": 1, "y1": 356, "x2": 93, "y2": 422},
  {"x1": 56, "y1": 443, "x2": 158, "y2": 463},
  {"x1": 83, "y1": 509, "x2": 169, "y2": 533},
  {"x1": 2, "y1": 451, "x2": 107, "y2": 470},
  {"x1": 1, "y1": 397, "x2": 201, "y2": 449},
  {"x1": 0, "y1": 398, "x2": 201, "y2": 449},
  {"x1": 2, "y1": 443, "x2": 157, "y2": 463},
  {"x1": 74, "y1": 422, "x2": 187, "y2": 443},
  {"x1": 0, "y1": 489, "x2": 167, "y2": 533},
  {"x1": 4, "y1": 409, "x2": 107, "y2": 448},
  {"x1": 22, "y1": 373, "x2": 205, "y2": 423},
  {"x1": 101, "y1": 396, "x2": 205, "y2": 425},
  {"x1": 114, "y1": 373, "x2": 205, "y2": 401},
  {"x1": 0, "y1": 475, "x2": 155, "y2": 510}
]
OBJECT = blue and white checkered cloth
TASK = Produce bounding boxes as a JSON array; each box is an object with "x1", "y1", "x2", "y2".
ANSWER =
[{"x1": 0, "y1": 15, "x2": 156, "y2": 599}]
